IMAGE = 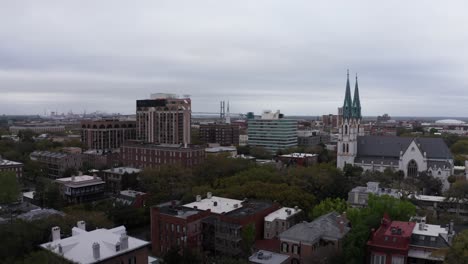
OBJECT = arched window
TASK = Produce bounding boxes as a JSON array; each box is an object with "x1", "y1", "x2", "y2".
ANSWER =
[
  {"x1": 346, "y1": 144, "x2": 349, "y2": 153},
  {"x1": 407, "y1": 160, "x2": 418, "y2": 177},
  {"x1": 292, "y1": 244, "x2": 301, "y2": 255},
  {"x1": 281, "y1": 242, "x2": 289, "y2": 253},
  {"x1": 342, "y1": 143, "x2": 346, "y2": 153},
  {"x1": 344, "y1": 125, "x2": 348, "y2": 135}
]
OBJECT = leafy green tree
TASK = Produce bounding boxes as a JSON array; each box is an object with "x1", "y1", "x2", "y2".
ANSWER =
[
  {"x1": 192, "y1": 155, "x2": 253, "y2": 186},
  {"x1": 250, "y1": 146, "x2": 273, "y2": 159},
  {"x1": 310, "y1": 198, "x2": 347, "y2": 219},
  {"x1": 34, "y1": 177, "x2": 65, "y2": 209},
  {"x1": 444, "y1": 230, "x2": 468, "y2": 264},
  {"x1": 140, "y1": 165, "x2": 192, "y2": 205},
  {"x1": 451, "y1": 140, "x2": 468, "y2": 155},
  {"x1": 0, "y1": 171, "x2": 20, "y2": 204},
  {"x1": 241, "y1": 224, "x2": 256, "y2": 256}
]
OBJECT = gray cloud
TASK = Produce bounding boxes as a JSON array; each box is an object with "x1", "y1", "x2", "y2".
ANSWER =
[{"x1": 1, "y1": 0, "x2": 467, "y2": 116}]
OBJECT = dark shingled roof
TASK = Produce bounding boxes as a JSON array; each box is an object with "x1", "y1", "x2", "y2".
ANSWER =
[{"x1": 356, "y1": 136, "x2": 452, "y2": 159}]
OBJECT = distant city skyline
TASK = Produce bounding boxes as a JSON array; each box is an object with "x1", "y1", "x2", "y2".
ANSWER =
[{"x1": 1, "y1": 1, "x2": 467, "y2": 116}]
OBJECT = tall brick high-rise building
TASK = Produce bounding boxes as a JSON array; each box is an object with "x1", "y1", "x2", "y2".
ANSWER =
[{"x1": 136, "y1": 93, "x2": 191, "y2": 145}]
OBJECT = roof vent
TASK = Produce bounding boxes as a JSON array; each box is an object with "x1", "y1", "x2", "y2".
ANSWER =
[
  {"x1": 213, "y1": 201, "x2": 218, "y2": 206},
  {"x1": 207, "y1": 192, "x2": 212, "y2": 199},
  {"x1": 196, "y1": 195, "x2": 201, "y2": 202},
  {"x1": 92, "y1": 242, "x2": 100, "y2": 260}
]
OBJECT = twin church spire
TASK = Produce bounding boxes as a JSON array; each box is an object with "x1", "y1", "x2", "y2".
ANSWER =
[{"x1": 342, "y1": 70, "x2": 361, "y2": 120}]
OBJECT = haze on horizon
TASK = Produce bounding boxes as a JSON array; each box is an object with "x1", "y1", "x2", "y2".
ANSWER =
[{"x1": 1, "y1": 1, "x2": 467, "y2": 117}]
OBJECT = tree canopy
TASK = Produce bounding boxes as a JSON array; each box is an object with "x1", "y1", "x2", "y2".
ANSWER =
[{"x1": 0, "y1": 171, "x2": 20, "y2": 204}]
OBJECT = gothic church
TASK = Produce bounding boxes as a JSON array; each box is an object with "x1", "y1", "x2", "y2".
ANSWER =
[{"x1": 336, "y1": 71, "x2": 454, "y2": 191}]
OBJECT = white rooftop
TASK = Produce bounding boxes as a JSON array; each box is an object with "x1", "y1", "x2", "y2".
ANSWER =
[
  {"x1": 280, "y1": 153, "x2": 317, "y2": 158},
  {"x1": 40, "y1": 225, "x2": 149, "y2": 264},
  {"x1": 56, "y1": 175, "x2": 105, "y2": 188},
  {"x1": 412, "y1": 223, "x2": 448, "y2": 237},
  {"x1": 120, "y1": 190, "x2": 146, "y2": 198},
  {"x1": 249, "y1": 250, "x2": 290, "y2": 264},
  {"x1": 205, "y1": 146, "x2": 237, "y2": 153},
  {"x1": 265, "y1": 207, "x2": 301, "y2": 222},
  {"x1": 104, "y1": 167, "x2": 142, "y2": 175},
  {"x1": 183, "y1": 195, "x2": 243, "y2": 214},
  {"x1": 0, "y1": 158, "x2": 23, "y2": 166}
]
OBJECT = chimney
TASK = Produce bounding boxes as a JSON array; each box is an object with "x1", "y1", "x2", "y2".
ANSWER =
[
  {"x1": 196, "y1": 195, "x2": 202, "y2": 202},
  {"x1": 52, "y1": 226, "x2": 61, "y2": 241},
  {"x1": 120, "y1": 232, "x2": 129, "y2": 250},
  {"x1": 449, "y1": 220, "x2": 454, "y2": 234},
  {"x1": 294, "y1": 206, "x2": 299, "y2": 211},
  {"x1": 77, "y1": 220, "x2": 86, "y2": 230},
  {"x1": 92, "y1": 242, "x2": 100, "y2": 260},
  {"x1": 207, "y1": 192, "x2": 212, "y2": 199},
  {"x1": 71, "y1": 175, "x2": 76, "y2": 181}
]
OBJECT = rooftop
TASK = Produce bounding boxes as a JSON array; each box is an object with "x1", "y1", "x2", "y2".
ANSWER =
[
  {"x1": 30, "y1": 151, "x2": 68, "y2": 159},
  {"x1": 18, "y1": 208, "x2": 65, "y2": 221},
  {"x1": 56, "y1": 175, "x2": 105, "y2": 188},
  {"x1": 249, "y1": 250, "x2": 290, "y2": 264},
  {"x1": 205, "y1": 146, "x2": 237, "y2": 153},
  {"x1": 0, "y1": 158, "x2": 23, "y2": 166},
  {"x1": 120, "y1": 190, "x2": 146, "y2": 198},
  {"x1": 40, "y1": 225, "x2": 149, "y2": 264},
  {"x1": 183, "y1": 194, "x2": 243, "y2": 214},
  {"x1": 279, "y1": 212, "x2": 350, "y2": 244},
  {"x1": 265, "y1": 207, "x2": 301, "y2": 222},
  {"x1": 279, "y1": 153, "x2": 317, "y2": 158},
  {"x1": 104, "y1": 167, "x2": 141, "y2": 175}
]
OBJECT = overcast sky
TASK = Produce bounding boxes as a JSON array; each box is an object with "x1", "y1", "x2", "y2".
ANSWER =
[{"x1": 1, "y1": 1, "x2": 467, "y2": 117}]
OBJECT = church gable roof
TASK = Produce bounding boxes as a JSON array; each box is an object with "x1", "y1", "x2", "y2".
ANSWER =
[
  {"x1": 357, "y1": 136, "x2": 412, "y2": 158},
  {"x1": 356, "y1": 136, "x2": 453, "y2": 160}
]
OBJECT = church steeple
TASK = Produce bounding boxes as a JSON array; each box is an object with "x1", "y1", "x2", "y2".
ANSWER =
[
  {"x1": 352, "y1": 73, "x2": 361, "y2": 119},
  {"x1": 342, "y1": 70, "x2": 353, "y2": 120}
]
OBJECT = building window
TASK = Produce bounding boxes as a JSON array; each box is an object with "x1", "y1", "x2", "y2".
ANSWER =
[
  {"x1": 391, "y1": 256, "x2": 404, "y2": 264},
  {"x1": 292, "y1": 244, "x2": 300, "y2": 255},
  {"x1": 281, "y1": 242, "x2": 289, "y2": 253},
  {"x1": 371, "y1": 254, "x2": 386, "y2": 264},
  {"x1": 407, "y1": 160, "x2": 418, "y2": 177}
]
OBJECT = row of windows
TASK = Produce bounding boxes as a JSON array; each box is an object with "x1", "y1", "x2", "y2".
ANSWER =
[{"x1": 281, "y1": 242, "x2": 300, "y2": 255}]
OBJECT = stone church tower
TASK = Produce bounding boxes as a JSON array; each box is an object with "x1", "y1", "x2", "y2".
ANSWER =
[{"x1": 337, "y1": 70, "x2": 363, "y2": 169}]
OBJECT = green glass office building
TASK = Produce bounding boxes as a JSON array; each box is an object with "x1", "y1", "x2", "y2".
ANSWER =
[{"x1": 247, "y1": 115, "x2": 297, "y2": 153}]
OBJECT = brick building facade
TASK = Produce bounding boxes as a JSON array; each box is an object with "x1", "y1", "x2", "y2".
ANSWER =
[
  {"x1": 120, "y1": 141, "x2": 205, "y2": 169},
  {"x1": 81, "y1": 119, "x2": 136, "y2": 150},
  {"x1": 199, "y1": 123, "x2": 240, "y2": 146}
]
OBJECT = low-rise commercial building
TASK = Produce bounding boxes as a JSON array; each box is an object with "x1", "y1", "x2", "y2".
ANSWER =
[
  {"x1": 264, "y1": 207, "x2": 303, "y2": 239},
  {"x1": 120, "y1": 141, "x2": 205, "y2": 168},
  {"x1": 40, "y1": 222, "x2": 150, "y2": 264},
  {"x1": 278, "y1": 212, "x2": 350, "y2": 264},
  {"x1": 30, "y1": 151, "x2": 82, "y2": 178},
  {"x1": 56, "y1": 175, "x2": 105, "y2": 204},
  {"x1": 0, "y1": 157, "x2": 23, "y2": 178}
]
